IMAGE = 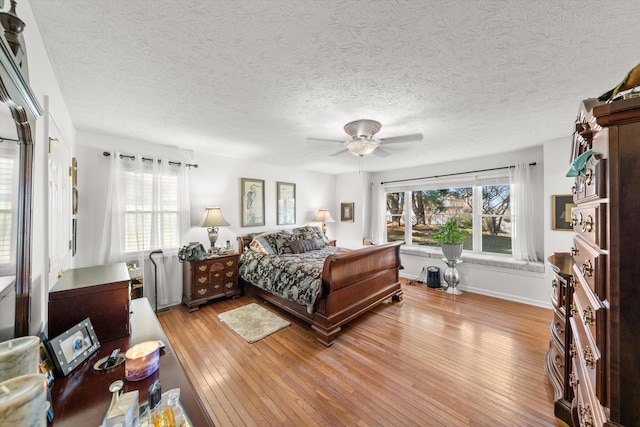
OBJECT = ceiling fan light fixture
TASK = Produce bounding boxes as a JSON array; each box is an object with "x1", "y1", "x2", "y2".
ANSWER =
[{"x1": 346, "y1": 138, "x2": 378, "y2": 156}]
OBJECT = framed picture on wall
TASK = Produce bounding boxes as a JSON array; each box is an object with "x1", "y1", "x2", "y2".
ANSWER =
[
  {"x1": 341, "y1": 202, "x2": 354, "y2": 222},
  {"x1": 552, "y1": 194, "x2": 575, "y2": 231},
  {"x1": 276, "y1": 181, "x2": 296, "y2": 225},
  {"x1": 241, "y1": 178, "x2": 265, "y2": 227}
]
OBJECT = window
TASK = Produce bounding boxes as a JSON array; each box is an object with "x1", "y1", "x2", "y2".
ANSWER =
[
  {"x1": 386, "y1": 179, "x2": 512, "y2": 255},
  {"x1": 0, "y1": 141, "x2": 18, "y2": 273},
  {"x1": 121, "y1": 160, "x2": 180, "y2": 253}
]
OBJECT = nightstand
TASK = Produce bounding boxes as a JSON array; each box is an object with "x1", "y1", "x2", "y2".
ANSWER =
[
  {"x1": 328, "y1": 239, "x2": 337, "y2": 247},
  {"x1": 182, "y1": 252, "x2": 241, "y2": 312}
]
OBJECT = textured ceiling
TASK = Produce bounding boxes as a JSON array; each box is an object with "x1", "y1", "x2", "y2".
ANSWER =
[{"x1": 28, "y1": 0, "x2": 640, "y2": 174}]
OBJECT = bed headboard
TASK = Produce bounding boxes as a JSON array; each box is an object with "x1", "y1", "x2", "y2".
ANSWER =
[{"x1": 237, "y1": 235, "x2": 252, "y2": 253}]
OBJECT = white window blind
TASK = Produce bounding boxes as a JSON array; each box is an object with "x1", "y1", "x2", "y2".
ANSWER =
[
  {"x1": 122, "y1": 160, "x2": 180, "y2": 253},
  {"x1": 0, "y1": 141, "x2": 18, "y2": 270}
]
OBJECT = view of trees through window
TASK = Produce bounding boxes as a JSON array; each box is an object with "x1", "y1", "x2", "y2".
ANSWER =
[{"x1": 387, "y1": 184, "x2": 512, "y2": 255}]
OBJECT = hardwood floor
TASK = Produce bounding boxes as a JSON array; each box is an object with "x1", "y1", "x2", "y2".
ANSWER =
[{"x1": 159, "y1": 280, "x2": 568, "y2": 427}]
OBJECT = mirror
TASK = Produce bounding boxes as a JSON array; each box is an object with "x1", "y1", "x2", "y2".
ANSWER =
[{"x1": 0, "y1": 0, "x2": 43, "y2": 338}]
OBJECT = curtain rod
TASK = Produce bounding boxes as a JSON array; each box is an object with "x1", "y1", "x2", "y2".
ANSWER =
[
  {"x1": 0, "y1": 136, "x2": 19, "y2": 143},
  {"x1": 381, "y1": 162, "x2": 536, "y2": 185},
  {"x1": 102, "y1": 151, "x2": 198, "y2": 168}
]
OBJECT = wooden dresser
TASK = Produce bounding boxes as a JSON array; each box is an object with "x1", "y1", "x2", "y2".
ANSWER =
[
  {"x1": 182, "y1": 253, "x2": 241, "y2": 311},
  {"x1": 49, "y1": 263, "x2": 131, "y2": 343},
  {"x1": 547, "y1": 97, "x2": 640, "y2": 426},
  {"x1": 545, "y1": 252, "x2": 574, "y2": 425}
]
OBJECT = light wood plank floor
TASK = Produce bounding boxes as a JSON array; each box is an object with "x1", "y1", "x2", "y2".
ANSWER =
[{"x1": 159, "y1": 280, "x2": 568, "y2": 427}]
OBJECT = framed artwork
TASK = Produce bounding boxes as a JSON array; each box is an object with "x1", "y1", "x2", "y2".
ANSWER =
[
  {"x1": 277, "y1": 181, "x2": 296, "y2": 225},
  {"x1": 241, "y1": 178, "x2": 265, "y2": 227},
  {"x1": 552, "y1": 194, "x2": 575, "y2": 231},
  {"x1": 341, "y1": 202, "x2": 355, "y2": 222}
]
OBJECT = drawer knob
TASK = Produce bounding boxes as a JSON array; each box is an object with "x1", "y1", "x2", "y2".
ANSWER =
[
  {"x1": 198, "y1": 277, "x2": 207, "y2": 284},
  {"x1": 583, "y1": 306, "x2": 595, "y2": 326},
  {"x1": 551, "y1": 278, "x2": 559, "y2": 288},
  {"x1": 570, "y1": 342, "x2": 577, "y2": 358},
  {"x1": 571, "y1": 213, "x2": 579, "y2": 227},
  {"x1": 582, "y1": 260, "x2": 593, "y2": 277},
  {"x1": 584, "y1": 168, "x2": 593, "y2": 185},
  {"x1": 579, "y1": 402, "x2": 594, "y2": 427},
  {"x1": 226, "y1": 260, "x2": 234, "y2": 267},
  {"x1": 571, "y1": 184, "x2": 577, "y2": 195},
  {"x1": 582, "y1": 215, "x2": 593, "y2": 233},
  {"x1": 225, "y1": 282, "x2": 234, "y2": 288},
  {"x1": 570, "y1": 246, "x2": 578, "y2": 256},
  {"x1": 198, "y1": 265, "x2": 207, "y2": 272},
  {"x1": 569, "y1": 372, "x2": 578, "y2": 388},
  {"x1": 554, "y1": 321, "x2": 564, "y2": 334},
  {"x1": 584, "y1": 346, "x2": 596, "y2": 369},
  {"x1": 554, "y1": 353, "x2": 563, "y2": 368},
  {"x1": 570, "y1": 303, "x2": 578, "y2": 317},
  {"x1": 197, "y1": 288, "x2": 207, "y2": 296},
  {"x1": 226, "y1": 271, "x2": 234, "y2": 277}
]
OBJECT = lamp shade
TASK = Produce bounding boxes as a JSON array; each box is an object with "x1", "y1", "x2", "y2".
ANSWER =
[
  {"x1": 198, "y1": 207, "x2": 229, "y2": 228},
  {"x1": 312, "y1": 209, "x2": 335, "y2": 223}
]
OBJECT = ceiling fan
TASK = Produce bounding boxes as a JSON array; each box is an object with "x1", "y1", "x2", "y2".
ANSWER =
[{"x1": 308, "y1": 119, "x2": 423, "y2": 158}]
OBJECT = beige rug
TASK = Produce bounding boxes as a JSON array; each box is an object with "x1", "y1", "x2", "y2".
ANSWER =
[{"x1": 218, "y1": 303, "x2": 290, "y2": 343}]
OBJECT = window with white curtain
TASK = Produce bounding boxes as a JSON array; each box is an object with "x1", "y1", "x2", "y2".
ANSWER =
[
  {"x1": 0, "y1": 141, "x2": 18, "y2": 274},
  {"x1": 122, "y1": 159, "x2": 180, "y2": 253}
]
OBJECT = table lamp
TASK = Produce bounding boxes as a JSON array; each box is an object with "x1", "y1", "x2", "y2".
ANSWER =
[
  {"x1": 198, "y1": 207, "x2": 230, "y2": 250},
  {"x1": 312, "y1": 209, "x2": 335, "y2": 238}
]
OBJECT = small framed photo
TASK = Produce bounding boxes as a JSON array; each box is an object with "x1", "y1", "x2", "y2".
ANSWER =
[
  {"x1": 552, "y1": 194, "x2": 575, "y2": 231},
  {"x1": 277, "y1": 181, "x2": 296, "y2": 225},
  {"x1": 241, "y1": 178, "x2": 265, "y2": 227},
  {"x1": 341, "y1": 203, "x2": 355, "y2": 222},
  {"x1": 47, "y1": 317, "x2": 101, "y2": 377}
]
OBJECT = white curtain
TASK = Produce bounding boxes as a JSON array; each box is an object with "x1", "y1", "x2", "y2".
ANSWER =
[
  {"x1": 368, "y1": 181, "x2": 387, "y2": 244},
  {"x1": 98, "y1": 151, "x2": 191, "y2": 308},
  {"x1": 509, "y1": 163, "x2": 539, "y2": 262}
]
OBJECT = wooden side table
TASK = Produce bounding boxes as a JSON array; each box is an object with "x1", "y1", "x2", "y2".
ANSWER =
[{"x1": 182, "y1": 252, "x2": 241, "y2": 311}]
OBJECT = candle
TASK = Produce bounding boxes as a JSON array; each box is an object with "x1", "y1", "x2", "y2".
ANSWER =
[
  {"x1": 0, "y1": 373, "x2": 48, "y2": 426},
  {"x1": 0, "y1": 336, "x2": 40, "y2": 383},
  {"x1": 124, "y1": 341, "x2": 160, "y2": 381}
]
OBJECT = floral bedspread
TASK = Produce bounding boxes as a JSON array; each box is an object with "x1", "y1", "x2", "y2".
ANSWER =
[{"x1": 239, "y1": 246, "x2": 348, "y2": 313}]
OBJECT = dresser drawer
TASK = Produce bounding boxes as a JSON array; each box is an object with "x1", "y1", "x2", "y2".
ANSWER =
[
  {"x1": 194, "y1": 284, "x2": 211, "y2": 299},
  {"x1": 570, "y1": 315, "x2": 604, "y2": 408},
  {"x1": 571, "y1": 237, "x2": 606, "y2": 297},
  {"x1": 549, "y1": 336, "x2": 565, "y2": 380},
  {"x1": 572, "y1": 203, "x2": 607, "y2": 249},
  {"x1": 572, "y1": 158, "x2": 606, "y2": 203},
  {"x1": 570, "y1": 354, "x2": 607, "y2": 427},
  {"x1": 571, "y1": 273, "x2": 603, "y2": 347}
]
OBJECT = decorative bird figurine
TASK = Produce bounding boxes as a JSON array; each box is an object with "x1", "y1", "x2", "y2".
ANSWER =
[{"x1": 598, "y1": 63, "x2": 640, "y2": 102}]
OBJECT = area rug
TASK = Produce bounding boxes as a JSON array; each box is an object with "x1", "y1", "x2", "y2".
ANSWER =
[{"x1": 218, "y1": 303, "x2": 290, "y2": 343}]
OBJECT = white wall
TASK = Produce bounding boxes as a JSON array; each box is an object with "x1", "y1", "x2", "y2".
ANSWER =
[
  {"x1": 334, "y1": 172, "x2": 371, "y2": 249},
  {"x1": 543, "y1": 136, "x2": 576, "y2": 286}
]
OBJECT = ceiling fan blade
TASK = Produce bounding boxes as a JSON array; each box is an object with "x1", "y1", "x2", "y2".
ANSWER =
[
  {"x1": 307, "y1": 137, "x2": 344, "y2": 144},
  {"x1": 380, "y1": 133, "x2": 423, "y2": 144},
  {"x1": 329, "y1": 148, "x2": 349, "y2": 157},
  {"x1": 372, "y1": 147, "x2": 392, "y2": 157}
]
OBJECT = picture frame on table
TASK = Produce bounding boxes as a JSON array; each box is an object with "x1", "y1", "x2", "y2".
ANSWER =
[
  {"x1": 552, "y1": 194, "x2": 575, "y2": 231},
  {"x1": 47, "y1": 317, "x2": 101, "y2": 377},
  {"x1": 241, "y1": 178, "x2": 265, "y2": 227},
  {"x1": 276, "y1": 181, "x2": 296, "y2": 225},
  {"x1": 341, "y1": 202, "x2": 355, "y2": 222}
]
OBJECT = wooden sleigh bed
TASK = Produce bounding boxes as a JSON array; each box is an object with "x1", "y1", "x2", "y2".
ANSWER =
[{"x1": 237, "y1": 233, "x2": 403, "y2": 346}]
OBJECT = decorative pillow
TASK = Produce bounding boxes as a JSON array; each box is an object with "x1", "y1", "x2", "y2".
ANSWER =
[
  {"x1": 248, "y1": 232, "x2": 279, "y2": 255},
  {"x1": 273, "y1": 232, "x2": 298, "y2": 254},
  {"x1": 290, "y1": 238, "x2": 320, "y2": 254},
  {"x1": 293, "y1": 225, "x2": 328, "y2": 246}
]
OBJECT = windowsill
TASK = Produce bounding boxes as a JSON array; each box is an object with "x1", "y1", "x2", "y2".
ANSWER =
[{"x1": 399, "y1": 245, "x2": 545, "y2": 273}]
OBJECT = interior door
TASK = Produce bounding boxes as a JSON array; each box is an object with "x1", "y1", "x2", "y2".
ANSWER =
[{"x1": 47, "y1": 112, "x2": 71, "y2": 289}]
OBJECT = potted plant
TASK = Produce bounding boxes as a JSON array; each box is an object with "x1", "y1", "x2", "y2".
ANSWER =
[{"x1": 433, "y1": 218, "x2": 469, "y2": 262}]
